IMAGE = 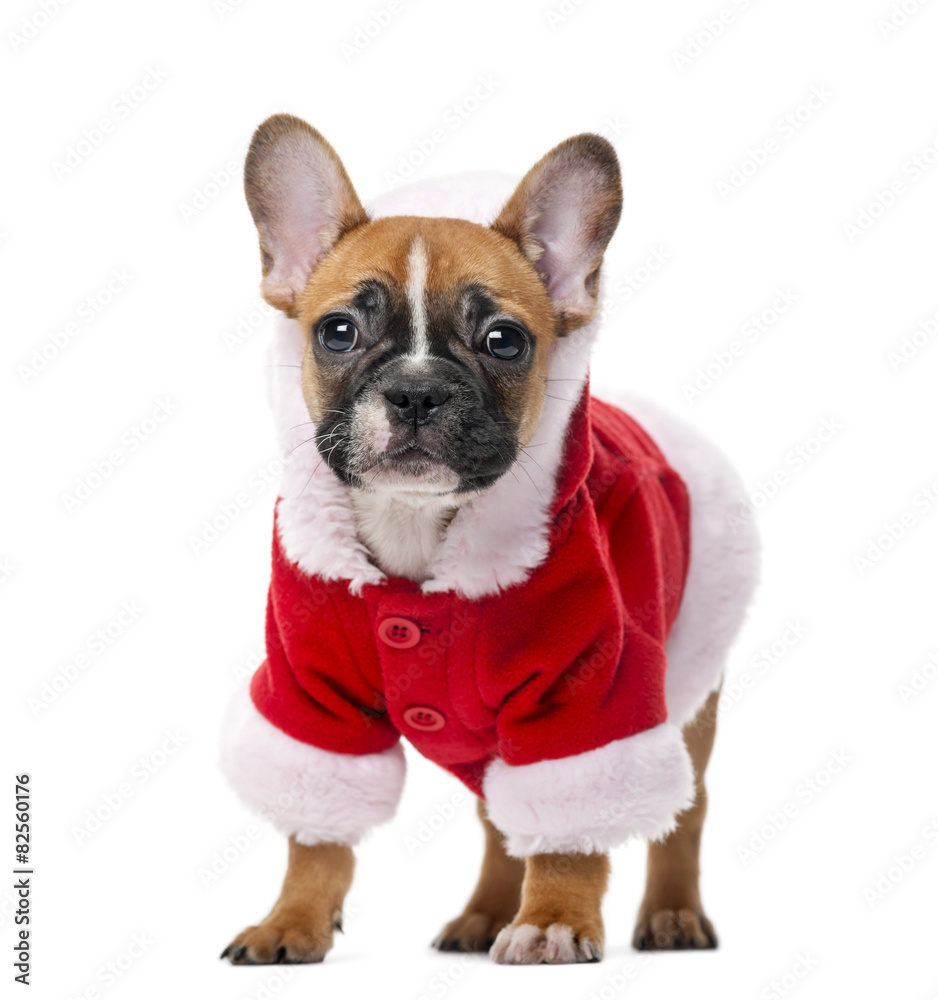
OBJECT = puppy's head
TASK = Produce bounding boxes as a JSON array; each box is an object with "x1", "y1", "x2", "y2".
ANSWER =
[{"x1": 244, "y1": 114, "x2": 622, "y2": 497}]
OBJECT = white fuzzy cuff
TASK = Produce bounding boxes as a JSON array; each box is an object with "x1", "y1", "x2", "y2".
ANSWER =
[
  {"x1": 482, "y1": 723, "x2": 695, "y2": 858},
  {"x1": 219, "y1": 685, "x2": 406, "y2": 847}
]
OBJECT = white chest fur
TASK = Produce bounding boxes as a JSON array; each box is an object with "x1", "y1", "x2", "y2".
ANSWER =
[{"x1": 349, "y1": 489, "x2": 463, "y2": 582}]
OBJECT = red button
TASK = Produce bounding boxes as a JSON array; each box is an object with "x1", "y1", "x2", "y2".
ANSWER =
[
  {"x1": 403, "y1": 705, "x2": 446, "y2": 732},
  {"x1": 377, "y1": 616, "x2": 421, "y2": 649}
]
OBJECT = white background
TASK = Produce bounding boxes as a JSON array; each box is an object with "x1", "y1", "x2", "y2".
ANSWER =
[{"x1": 3, "y1": 0, "x2": 938, "y2": 998}]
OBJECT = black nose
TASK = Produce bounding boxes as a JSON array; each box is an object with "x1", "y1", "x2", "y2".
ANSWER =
[{"x1": 384, "y1": 378, "x2": 451, "y2": 425}]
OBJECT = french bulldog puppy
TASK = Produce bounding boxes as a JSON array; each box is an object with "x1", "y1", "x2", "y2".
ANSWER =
[{"x1": 219, "y1": 115, "x2": 759, "y2": 966}]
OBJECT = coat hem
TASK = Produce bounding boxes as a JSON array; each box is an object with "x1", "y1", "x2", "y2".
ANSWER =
[{"x1": 482, "y1": 723, "x2": 695, "y2": 858}]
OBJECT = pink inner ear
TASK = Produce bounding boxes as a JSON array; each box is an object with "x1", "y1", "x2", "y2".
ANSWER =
[
  {"x1": 529, "y1": 181, "x2": 602, "y2": 319},
  {"x1": 533, "y1": 197, "x2": 595, "y2": 315},
  {"x1": 260, "y1": 143, "x2": 357, "y2": 310}
]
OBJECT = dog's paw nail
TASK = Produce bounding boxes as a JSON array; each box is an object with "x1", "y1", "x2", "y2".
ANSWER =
[
  {"x1": 332, "y1": 918, "x2": 343, "y2": 934},
  {"x1": 219, "y1": 945, "x2": 231, "y2": 960},
  {"x1": 275, "y1": 946, "x2": 286, "y2": 964},
  {"x1": 233, "y1": 946, "x2": 248, "y2": 962}
]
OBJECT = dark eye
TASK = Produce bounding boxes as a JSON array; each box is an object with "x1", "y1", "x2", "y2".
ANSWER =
[
  {"x1": 320, "y1": 317, "x2": 359, "y2": 352},
  {"x1": 485, "y1": 324, "x2": 527, "y2": 360}
]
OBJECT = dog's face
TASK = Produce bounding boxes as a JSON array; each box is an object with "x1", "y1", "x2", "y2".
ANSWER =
[{"x1": 244, "y1": 115, "x2": 622, "y2": 497}]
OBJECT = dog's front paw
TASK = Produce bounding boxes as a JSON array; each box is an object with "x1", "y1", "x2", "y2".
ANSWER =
[
  {"x1": 489, "y1": 922, "x2": 602, "y2": 965},
  {"x1": 632, "y1": 908, "x2": 717, "y2": 951},
  {"x1": 220, "y1": 909, "x2": 340, "y2": 965}
]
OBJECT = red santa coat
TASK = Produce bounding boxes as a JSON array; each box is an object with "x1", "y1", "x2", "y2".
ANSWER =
[{"x1": 248, "y1": 389, "x2": 691, "y2": 799}]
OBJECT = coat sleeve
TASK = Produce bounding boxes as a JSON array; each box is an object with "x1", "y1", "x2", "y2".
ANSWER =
[
  {"x1": 218, "y1": 531, "x2": 405, "y2": 848},
  {"x1": 481, "y1": 471, "x2": 695, "y2": 857}
]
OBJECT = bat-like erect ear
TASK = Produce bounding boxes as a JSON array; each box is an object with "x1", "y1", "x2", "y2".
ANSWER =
[
  {"x1": 492, "y1": 134, "x2": 623, "y2": 330},
  {"x1": 244, "y1": 114, "x2": 368, "y2": 315}
]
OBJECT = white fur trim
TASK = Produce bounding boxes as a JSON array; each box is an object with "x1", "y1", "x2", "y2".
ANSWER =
[
  {"x1": 594, "y1": 391, "x2": 762, "y2": 728},
  {"x1": 270, "y1": 320, "x2": 385, "y2": 593},
  {"x1": 482, "y1": 723, "x2": 695, "y2": 858},
  {"x1": 219, "y1": 685, "x2": 406, "y2": 847},
  {"x1": 270, "y1": 173, "x2": 600, "y2": 598}
]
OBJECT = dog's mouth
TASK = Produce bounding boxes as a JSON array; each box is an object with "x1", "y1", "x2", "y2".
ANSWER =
[
  {"x1": 355, "y1": 443, "x2": 461, "y2": 493},
  {"x1": 316, "y1": 392, "x2": 520, "y2": 495}
]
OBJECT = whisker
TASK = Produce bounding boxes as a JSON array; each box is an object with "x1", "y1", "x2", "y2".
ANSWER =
[
  {"x1": 289, "y1": 435, "x2": 319, "y2": 456},
  {"x1": 520, "y1": 447, "x2": 545, "y2": 472},
  {"x1": 300, "y1": 457, "x2": 323, "y2": 495},
  {"x1": 513, "y1": 455, "x2": 543, "y2": 498}
]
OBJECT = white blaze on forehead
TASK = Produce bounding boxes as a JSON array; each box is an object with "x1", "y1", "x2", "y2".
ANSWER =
[{"x1": 405, "y1": 235, "x2": 430, "y2": 360}]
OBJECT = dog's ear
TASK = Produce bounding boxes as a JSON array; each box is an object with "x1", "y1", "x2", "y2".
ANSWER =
[
  {"x1": 244, "y1": 114, "x2": 368, "y2": 315},
  {"x1": 492, "y1": 134, "x2": 622, "y2": 330}
]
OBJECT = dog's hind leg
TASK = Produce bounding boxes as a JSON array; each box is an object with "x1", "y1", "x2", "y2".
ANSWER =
[
  {"x1": 432, "y1": 797, "x2": 525, "y2": 952},
  {"x1": 221, "y1": 837, "x2": 354, "y2": 964},
  {"x1": 632, "y1": 687, "x2": 720, "y2": 950}
]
